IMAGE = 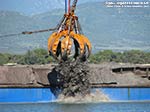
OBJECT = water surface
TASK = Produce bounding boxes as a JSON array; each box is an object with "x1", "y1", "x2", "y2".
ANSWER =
[{"x1": 0, "y1": 102, "x2": 150, "y2": 112}]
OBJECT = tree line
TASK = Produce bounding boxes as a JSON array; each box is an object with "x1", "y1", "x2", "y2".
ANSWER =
[
  {"x1": 0, "y1": 49, "x2": 54, "y2": 65},
  {"x1": 0, "y1": 48, "x2": 150, "y2": 65},
  {"x1": 89, "y1": 50, "x2": 150, "y2": 64}
]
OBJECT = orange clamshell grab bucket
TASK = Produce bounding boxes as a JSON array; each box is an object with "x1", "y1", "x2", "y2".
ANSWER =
[{"x1": 47, "y1": 0, "x2": 91, "y2": 61}]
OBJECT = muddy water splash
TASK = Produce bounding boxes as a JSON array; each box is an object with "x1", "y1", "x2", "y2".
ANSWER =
[{"x1": 56, "y1": 89, "x2": 110, "y2": 103}]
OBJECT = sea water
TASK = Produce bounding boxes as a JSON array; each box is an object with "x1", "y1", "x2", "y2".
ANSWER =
[{"x1": 0, "y1": 102, "x2": 150, "y2": 112}]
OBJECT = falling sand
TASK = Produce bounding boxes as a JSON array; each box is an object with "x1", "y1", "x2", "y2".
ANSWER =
[{"x1": 52, "y1": 60, "x2": 110, "y2": 103}]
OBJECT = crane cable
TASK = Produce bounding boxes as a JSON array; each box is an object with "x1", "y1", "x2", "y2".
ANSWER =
[
  {"x1": 0, "y1": 28, "x2": 56, "y2": 38},
  {"x1": 0, "y1": 33, "x2": 23, "y2": 38},
  {"x1": 65, "y1": 0, "x2": 67, "y2": 13},
  {"x1": 0, "y1": 0, "x2": 73, "y2": 38},
  {"x1": 65, "y1": 0, "x2": 70, "y2": 13},
  {"x1": 68, "y1": 0, "x2": 71, "y2": 13}
]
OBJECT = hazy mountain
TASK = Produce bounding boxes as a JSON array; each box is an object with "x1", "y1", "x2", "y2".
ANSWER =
[
  {"x1": 0, "y1": 0, "x2": 102, "y2": 15},
  {"x1": 0, "y1": 2, "x2": 150, "y2": 54}
]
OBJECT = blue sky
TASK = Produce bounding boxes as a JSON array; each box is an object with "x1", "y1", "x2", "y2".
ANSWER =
[{"x1": 0, "y1": 0, "x2": 148, "y2": 15}]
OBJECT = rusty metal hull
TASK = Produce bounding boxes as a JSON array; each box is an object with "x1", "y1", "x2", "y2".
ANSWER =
[{"x1": 0, "y1": 63, "x2": 149, "y2": 88}]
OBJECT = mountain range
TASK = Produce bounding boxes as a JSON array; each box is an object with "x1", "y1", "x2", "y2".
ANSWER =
[{"x1": 0, "y1": 2, "x2": 150, "y2": 54}]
